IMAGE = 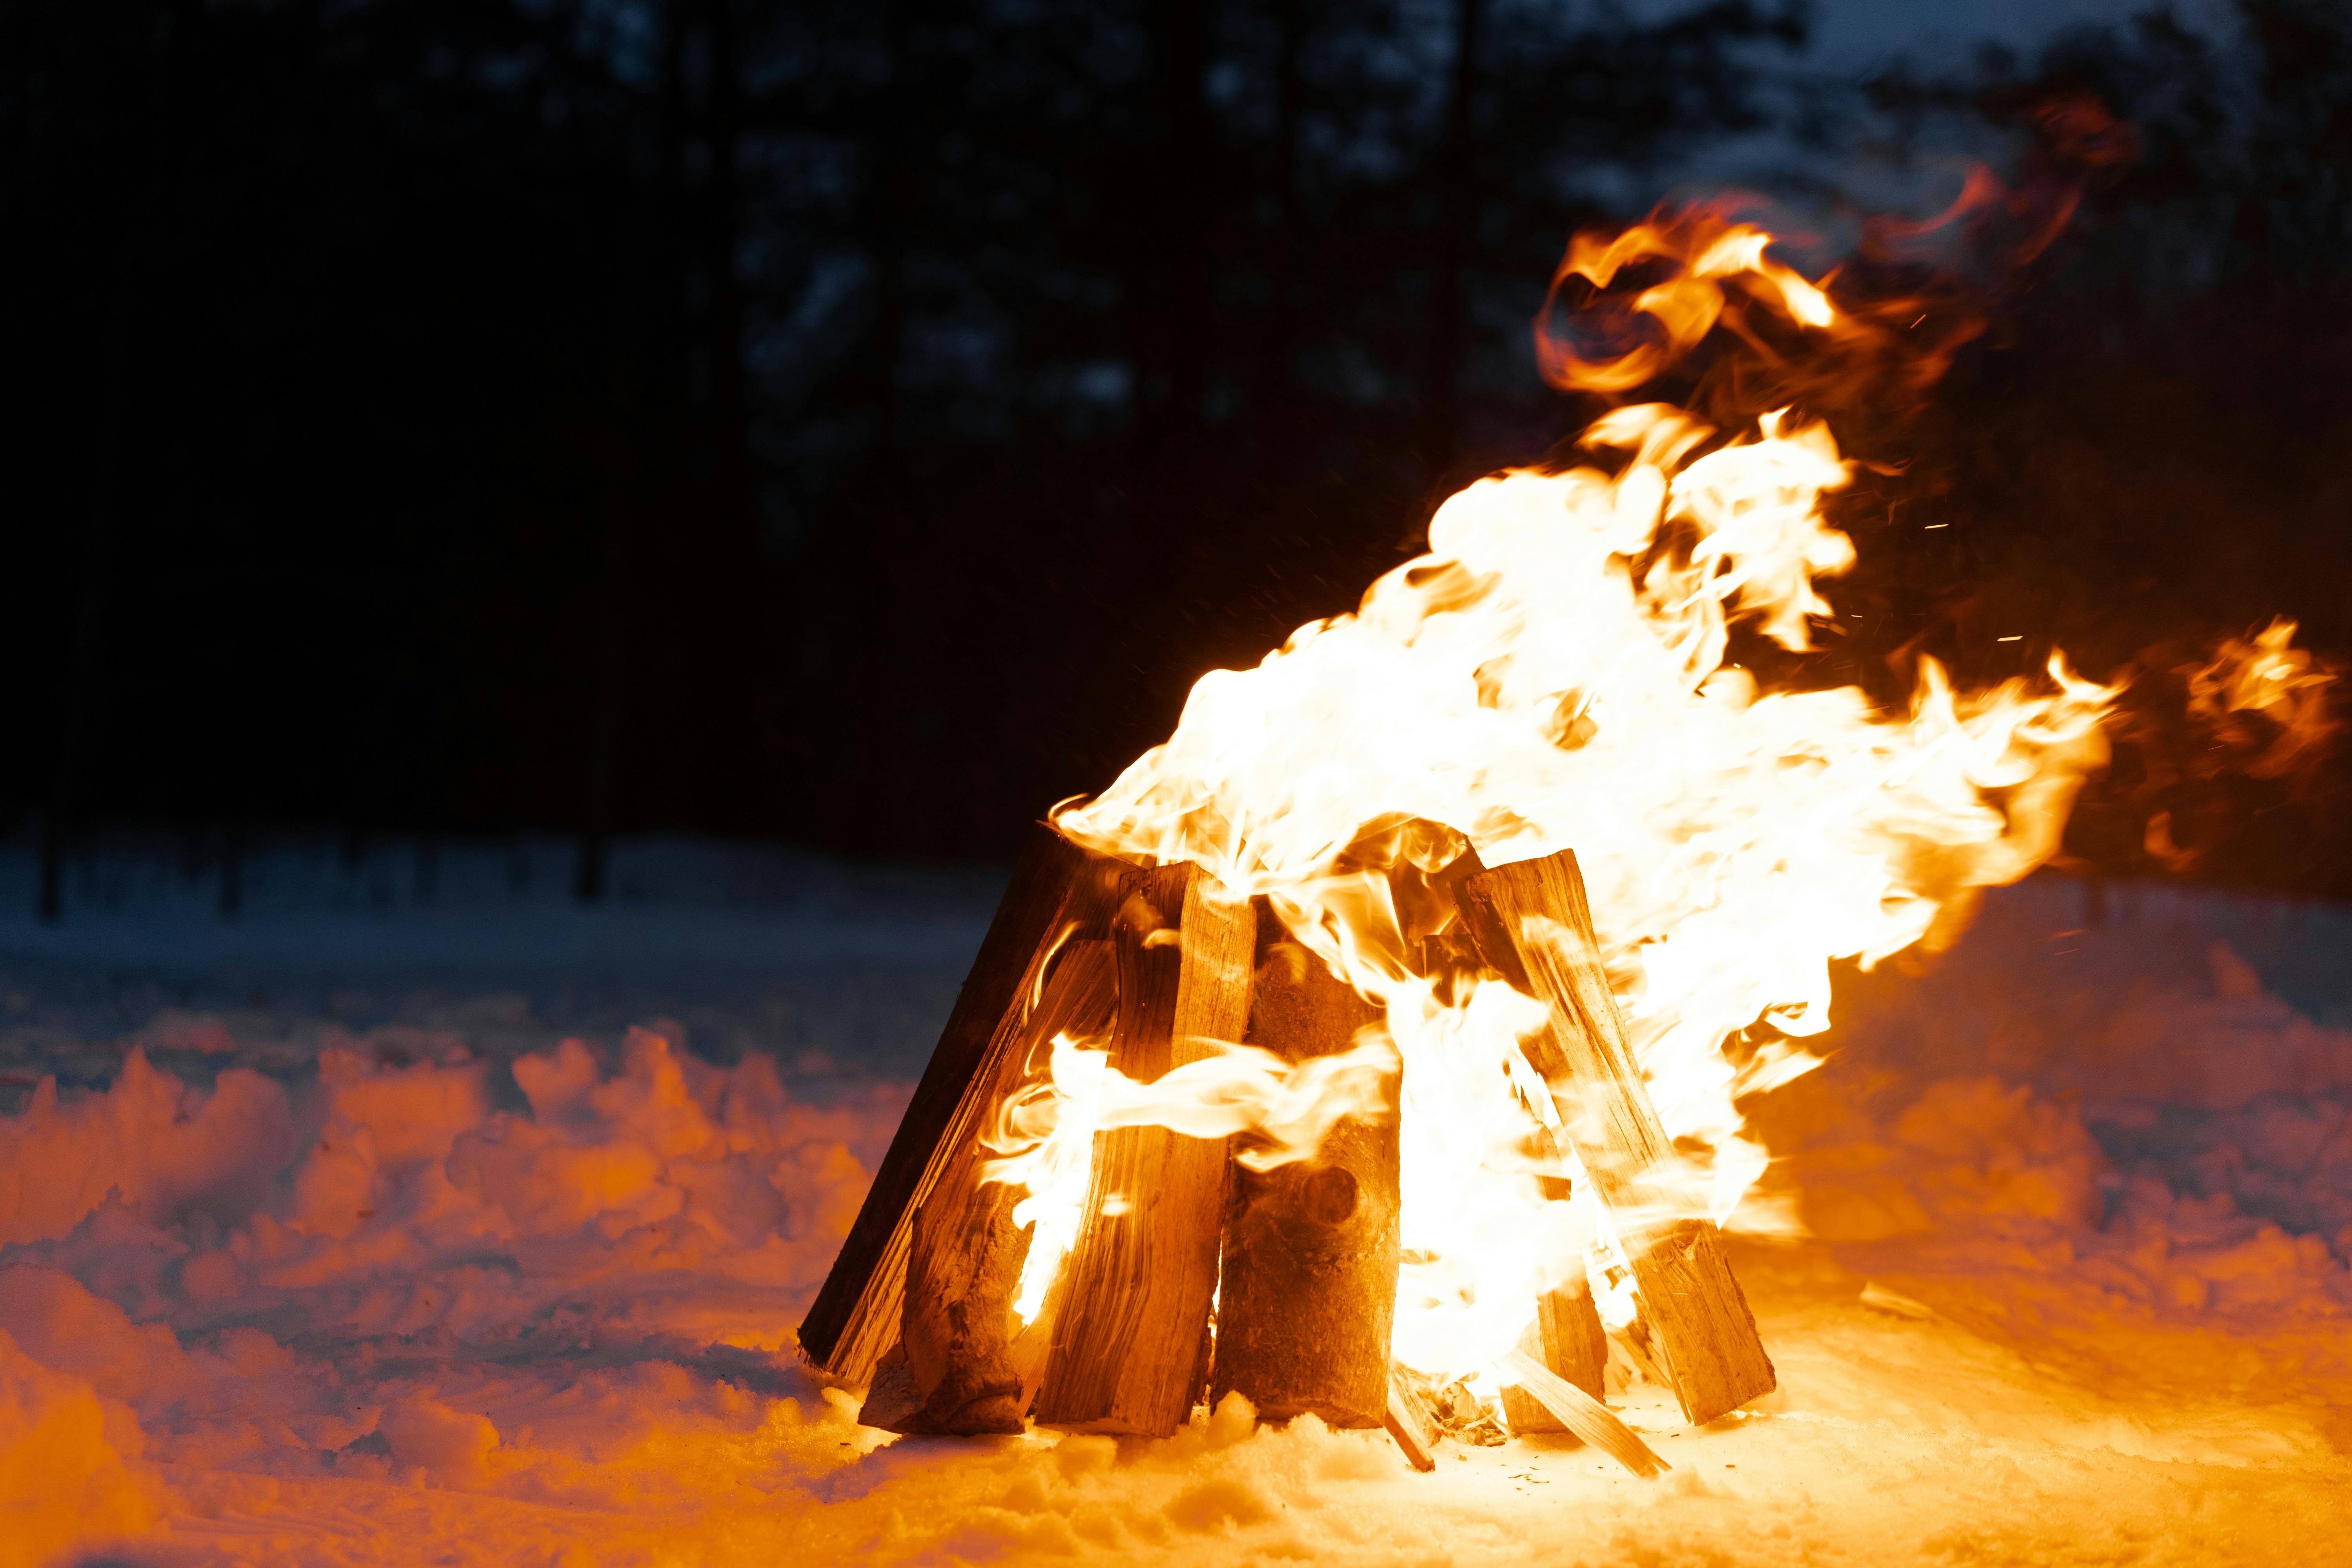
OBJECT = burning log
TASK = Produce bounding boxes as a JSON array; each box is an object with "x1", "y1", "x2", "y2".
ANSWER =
[
  {"x1": 1209, "y1": 930, "x2": 1398, "y2": 1429},
  {"x1": 860, "y1": 936, "x2": 1120, "y2": 1434},
  {"x1": 1454, "y1": 847, "x2": 1777, "y2": 1426},
  {"x1": 798, "y1": 825, "x2": 1119, "y2": 1387},
  {"x1": 1032, "y1": 864, "x2": 1257, "y2": 1436},
  {"x1": 1419, "y1": 881, "x2": 1618, "y2": 1435}
]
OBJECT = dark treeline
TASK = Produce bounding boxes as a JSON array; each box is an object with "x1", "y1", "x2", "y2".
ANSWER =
[{"x1": 4, "y1": 0, "x2": 2352, "y2": 896}]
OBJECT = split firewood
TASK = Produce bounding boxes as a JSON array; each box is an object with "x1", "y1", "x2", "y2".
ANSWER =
[
  {"x1": 1454, "y1": 847, "x2": 1777, "y2": 1426},
  {"x1": 1498, "y1": 1267, "x2": 1610, "y2": 1436},
  {"x1": 1209, "y1": 926, "x2": 1398, "y2": 1429},
  {"x1": 1496, "y1": 1347, "x2": 1667, "y2": 1477},
  {"x1": 1381, "y1": 1365, "x2": 1441, "y2": 1472},
  {"x1": 862, "y1": 936, "x2": 1120, "y2": 1435},
  {"x1": 799, "y1": 824, "x2": 1120, "y2": 1387},
  {"x1": 1033, "y1": 864, "x2": 1257, "y2": 1436},
  {"x1": 1008, "y1": 1242, "x2": 1077, "y2": 1418}
]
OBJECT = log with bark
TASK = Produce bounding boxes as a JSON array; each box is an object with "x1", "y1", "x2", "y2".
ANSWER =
[
  {"x1": 859, "y1": 933, "x2": 1121, "y2": 1434},
  {"x1": 798, "y1": 824, "x2": 1120, "y2": 1387},
  {"x1": 1031, "y1": 863, "x2": 1257, "y2": 1436},
  {"x1": 1209, "y1": 927, "x2": 1398, "y2": 1428},
  {"x1": 1454, "y1": 846, "x2": 1776, "y2": 1426}
]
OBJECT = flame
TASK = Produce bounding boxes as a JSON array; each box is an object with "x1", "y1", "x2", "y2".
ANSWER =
[
  {"x1": 1536, "y1": 211, "x2": 1847, "y2": 393},
  {"x1": 2186, "y1": 617, "x2": 2337, "y2": 784},
  {"x1": 986, "y1": 207, "x2": 2124, "y2": 1404},
  {"x1": 982, "y1": 1029, "x2": 1397, "y2": 1323}
]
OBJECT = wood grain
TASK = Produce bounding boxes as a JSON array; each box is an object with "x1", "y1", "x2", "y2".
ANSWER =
[
  {"x1": 1032, "y1": 864, "x2": 1257, "y2": 1436},
  {"x1": 1498, "y1": 1269, "x2": 1610, "y2": 1435},
  {"x1": 1382, "y1": 1365, "x2": 1440, "y2": 1472}
]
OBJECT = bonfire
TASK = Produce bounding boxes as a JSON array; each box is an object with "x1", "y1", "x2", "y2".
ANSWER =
[
  {"x1": 6, "y1": 202, "x2": 2346, "y2": 1567},
  {"x1": 797, "y1": 205, "x2": 2307, "y2": 1476}
]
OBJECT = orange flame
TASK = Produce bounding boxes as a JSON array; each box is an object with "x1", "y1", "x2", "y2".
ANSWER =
[
  {"x1": 992, "y1": 207, "x2": 2125, "y2": 1408},
  {"x1": 2186, "y1": 617, "x2": 2337, "y2": 784},
  {"x1": 982, "y1": 1029, "x2": 1398, "y2": 1322},
  {"x1": 1535, "y1": 209, "x2": 1840, "y2": 393}
]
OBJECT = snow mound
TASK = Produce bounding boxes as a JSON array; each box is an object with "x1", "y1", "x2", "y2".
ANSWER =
[{"x1": 0, "y1": 858, "x2": 2346, "y2": 1564}]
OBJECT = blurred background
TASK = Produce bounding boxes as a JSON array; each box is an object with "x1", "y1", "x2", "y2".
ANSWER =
[{"x1": 2, "y1": 0, "x2": 2345, "y2": 917}]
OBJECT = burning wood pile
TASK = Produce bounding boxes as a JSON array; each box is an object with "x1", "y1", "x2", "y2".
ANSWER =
[
  {"x1": 799, "y1": 830, "x2": 1772, "y2": 1473},
  {"x1": 796, "y1": 206, "x2": 2149, "y2": 1474}
]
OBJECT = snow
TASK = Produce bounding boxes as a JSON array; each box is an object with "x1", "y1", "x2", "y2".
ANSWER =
[{"x1": 1, "y1": 838, "x2": 2347, "y2": 1566}]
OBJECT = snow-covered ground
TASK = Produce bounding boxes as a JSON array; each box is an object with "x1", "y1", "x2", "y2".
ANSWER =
[{"x1": 2, "y1": 838, "x2": 2348, "y2": 1566}]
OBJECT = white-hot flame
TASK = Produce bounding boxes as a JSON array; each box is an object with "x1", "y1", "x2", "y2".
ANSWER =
[{"x1": 985, "y1": 216, "x2": 2125, "y2": 1396}]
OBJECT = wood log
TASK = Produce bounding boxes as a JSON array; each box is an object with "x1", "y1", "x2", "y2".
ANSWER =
[
  {"x1": 1032, "y1": 864, "x2": 1256, "y2": 1436},
  {"x1": 1455, "y1": 847, "x2": 1776, "y2": 1426},
  {"x1": 1498, "y1": 1269, "x2": 1610, "y2": 1435},
  {"x1": 1381, "y1": 1365, "x2": 1440, "y2": 1472},
  {"x1": 864, "y1": 936, "x2": 1120, "y2": 1434},
  {"x1": 1209, "y1": 929, "x2": 1398, "y2": 1428},
  {"x1": 798, "y1": 824, "x2": 1118, "y2": 1386}
]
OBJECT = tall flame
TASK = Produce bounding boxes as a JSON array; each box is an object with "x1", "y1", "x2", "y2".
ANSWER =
[{"x1": 991, "y1": 209, "x2": 2124, "y2": 1396}]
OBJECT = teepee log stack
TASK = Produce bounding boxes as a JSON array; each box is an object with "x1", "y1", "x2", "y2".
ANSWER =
[
  {"x1": 799, "y1": 824, "x2": 1778, "y2": 1466},
  {"x1": 859, "y1": 934, "x2": 1121, "y2": 1434}
]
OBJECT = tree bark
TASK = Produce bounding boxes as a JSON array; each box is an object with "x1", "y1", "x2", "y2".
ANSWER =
[
  {"x1": 1210, "y1": 928, "x2": 1397, "y2": 1428},
  {"x1": 1455, "y1": 847, "x2": 1776, "y2": 1426},
  {"x1": 1033, "y1": 863, "x2": 1256, "y2": 1436}
]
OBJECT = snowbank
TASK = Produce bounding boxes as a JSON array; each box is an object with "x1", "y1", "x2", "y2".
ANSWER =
[{"x1": 0, "y1": 845, "x2": 2345, "y2": 1564}]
